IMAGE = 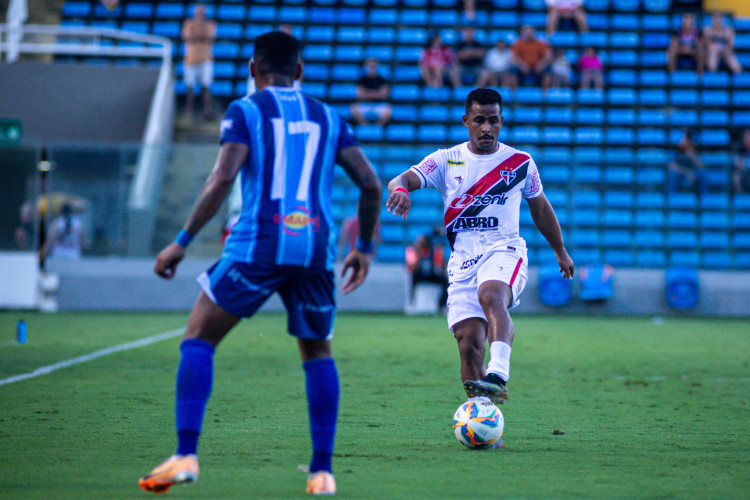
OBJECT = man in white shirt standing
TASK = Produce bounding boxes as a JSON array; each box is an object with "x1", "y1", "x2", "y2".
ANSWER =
[{"x1": 386, "y1": 88, "x2": 574, "y2": 406}]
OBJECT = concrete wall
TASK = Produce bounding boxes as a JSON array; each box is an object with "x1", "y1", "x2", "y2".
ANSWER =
[
  {"x1": 0, "y1": 62, "x2": 158, "y2": 143},
  {"x1": 46, "y1": 257, "x2": 750, "y2": 317}
]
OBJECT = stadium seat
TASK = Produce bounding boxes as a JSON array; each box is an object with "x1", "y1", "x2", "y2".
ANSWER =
[
  {"x1": 702, "y1": 252, "x2": 732, "y2": 269},
  {"x1": 572, "y1": 209, "x2": 601, "y2": 227},
  {"x1": 248, "y1": 5, "x2": 276, "y2": 22},
  {"x1": 395, "y1": 46, "x2": 421, "y2": 63},
  {"x1": 573, "y1": 190, "x2": 601, "y2": 208},
  {"x1": 355, "y1": 124, "x2": 384, "y2": 142},
  {"x1": 640, "y1": 89, "x2": 667, "y2": 106},
  {"x1": 339, "y1": 8, "x2": 366, "y2": 24},
  {"x1": 607, "y1": 128, "x2": 635, "y2": 145},
  {"x1": 700, "y1": 231, "x2": 730, "y2": 250},
  {"x1": 636, "y1": 250, "x2": 667, "y2": 267},
  {"x1": 573, "y1": 146, "x2": 603, "y2": 163},
  {"x1": 544, "y1": 127, "x2": 572, "y2": 144},
  {"x1": 512, "y1": 126, "x2": 541, "y2": 143},
  {"x1": 545, "y1": 108, "x2": 573, "y2": 125},
  {"x1": 545, "y1": 88, "x2": 574, "y2": 105},
  {"x1": 516, "y1": 88, "x2": 544, "y2": 104},
  {"x1": 637, "y1": 129, "x2": 667, "y2": 146},
  {"x1": 669, "y1": 109, "x2": 698, "y2": 127},
  {"x1": 62, "y1": 1, "x2": 91, "y2": 17},
  {"x1": 669, "y1": 252, "x2": 700, "y2": 268},
  {"x1": 400, "y1": 9, "x2": 428, "y2": 25},
  {"x1": 702, "y1": 72, "x2": 730, "y2": 88},
  {"x1": 636, "y1": 210, "x2": 665, "y2": 228},
  {"x1": 576, "y1": 108, "x2": 604, "y2": 125},
  {"x1": 328, "y1": 83, "x2": 357, "y2": 100},
  {"x1": 734, "y1": 233, "x2": 750, "y2": 250},
  {"x1": 309, "y1": 7, "x2": 336, "y2": 24},
  {"x1": 700, "y1": 212, "x2": 729, "y2": 230},
  {"x1": 607, "y1": 109, "x2": 635, "y2": 125},
  {"x1": 572, "y1": 229, "x2": 601, "y2": 247},
  {"x1": 701, "y1": 130, "x2": 730, "y2": 147},
  {"x1": 670, "y1": 71, "x2": 698, "y2": 87},
  {"x1": 279, "y1": 7, "x2": 307, "y2": 23},
  {"x1": 667, "y1": 231, "x2": 698, "y2": 249},
  {"x1": 640, "y1": 70, "x2": 668, "y2": 87},
  {"x1": 580, "y1": 32, "x2": 607, "y2": 48},
  {"x1": 670, "y1": 89, "x2": 699, "y2": 106},
  {"x1": 302, "y1": 82, "x2": 327, "y2": 99},
  {"x1": 635, "y1": 229, "x2": 664, "y2": 248},
  {"x1": 638, "y1": 109, "x2": 667, "y2": 126},
  {"x1": 702, "y1": 90, "x2": 730, "y2": 107},
  {"x1": 575, "y1": 128, "x2": 603, "y2": 145},
  {"x1": 386, "y1": 124, "x2": 416, "y2": 142},
  {"x1": 417, "y1": 125, "x2": 447, "y2": 143},
  {"x1": 217, "y1": 4, "x2": 245, "y2": 21}
]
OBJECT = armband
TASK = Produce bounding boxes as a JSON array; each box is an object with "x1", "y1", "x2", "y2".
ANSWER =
[
  {"x1": 395, "y1": 187, "x2": 410, "y2": 196},
  {"x1": 355, "y1": 237, "x2": 374, "y2": 254},
  {"x1": 175, "y1": 229, "x2": 194, "y2": 248}
]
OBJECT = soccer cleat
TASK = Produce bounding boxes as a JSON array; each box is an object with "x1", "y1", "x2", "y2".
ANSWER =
[
  {"x1": 463, "y1": 373, "x2": 509, "y2": 404},
  {"x1": 306, "y1": 471, "x2": 336, "y2": 495},
  {"x1": 138, "y1": 454, "x2": 199, "y2": 494}
]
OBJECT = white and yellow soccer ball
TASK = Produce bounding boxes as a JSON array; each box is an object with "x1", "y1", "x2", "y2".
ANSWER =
[{"x1": 452, "y1": 399, "x2": 504, "y2": 449}]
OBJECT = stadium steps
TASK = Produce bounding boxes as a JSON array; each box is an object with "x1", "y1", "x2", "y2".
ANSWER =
[{"x1": 151, "y1": 144, "x2": 226, "y2": 258}]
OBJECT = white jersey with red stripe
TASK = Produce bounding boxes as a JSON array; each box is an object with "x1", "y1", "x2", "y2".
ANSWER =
[{"x1": 409, "y1": 141, "x2": 543, "y2": 281}]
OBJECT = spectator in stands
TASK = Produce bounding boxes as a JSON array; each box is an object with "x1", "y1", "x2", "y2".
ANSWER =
[
  {"x1": 40, "y1": 203, "x2": 85, "y2": 260},
  {"x1": 703, "y1": 12, "x2": 743, "y2": 74},
  {"x1": 578, "y1": 46, "x2": 603, "y2": 90},
  {"x1": 455, "y1": 27, "x2": 486, "y2": 86},
  {"x1": 463, "y1": 0, "x2": 476, "y2": 22},
  {"x1": 419, "y1": 33, "x2": 461, "y2": 89},
  {"x1": 182, "y1": 4, "x2": 217, "y2": 119},
  {"x1": 545, "y1": 0, "x2": 588, "y2": 38},
  {"x1": 668, "y1": 129, "x2": 707, "y2": 194},
  {"x1": 667, "y1": 12, "x2": 704, "y2": 75},
  {"x1": 350, "y1": 58, "x2": 392, "y2": 126},
  {"x1": 405, "y1": 233, "x2": 448, "y2": 311},
  {"x1": 733, "y1": 129, "x2": 750, "y2": 194},
  {"x1": 477, "y1": 39, "x2": 517, "y2": 89},
  {"x1": 547, "y1": 47, "x2": 572, "y2": 89},
  {"x1": 510, "y1": 25, "x2": 552, "y2": 88}
]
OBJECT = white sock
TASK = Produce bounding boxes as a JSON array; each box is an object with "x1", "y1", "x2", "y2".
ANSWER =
[{"x1": 486, "y1": 341, "x2": 511, "y2": 382}]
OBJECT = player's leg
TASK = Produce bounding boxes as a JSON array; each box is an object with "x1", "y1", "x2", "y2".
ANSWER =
[
  {"x1": 462, "y1": 251, "x2": 527, "y2": 403},
  {"x1": 452, "y1": 317, "x2": 487, "y2": 383},
  {"x1": 281, "y1": 268, "x2": 338, "y2": 495},
  {"x1": 139, "y1": 293, "x2": 240, "y2": 493}
]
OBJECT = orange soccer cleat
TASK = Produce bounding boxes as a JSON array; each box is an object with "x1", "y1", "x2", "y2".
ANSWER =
[
  {"x1": 306, "y1": 471, "x2": 336, "y2": 496},
  {"x1": 138, "y1": 454, "x2": 199, "y2": 494}
]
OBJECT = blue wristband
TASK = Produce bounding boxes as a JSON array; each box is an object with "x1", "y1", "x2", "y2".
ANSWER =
[
  {"x1": 175, "y1": 229, "x2": 194, "y2": 248},
  {"x1": 355, "y1": 237, "x2": 374, "y2": 254}
]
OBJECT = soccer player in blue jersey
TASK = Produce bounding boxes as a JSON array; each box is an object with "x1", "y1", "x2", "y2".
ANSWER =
[{"x1": 138, "y1": 31, "x2": 382, "y2": 496}]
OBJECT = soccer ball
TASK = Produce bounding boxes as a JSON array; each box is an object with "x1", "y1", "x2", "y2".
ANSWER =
[{"x1": 452, "y1": 399, "x2": 504, "y2": 449}]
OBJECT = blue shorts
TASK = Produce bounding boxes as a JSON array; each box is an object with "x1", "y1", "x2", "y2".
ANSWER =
[{"x1": 198, "y1": 259, "x2": 336, "y2": 340}]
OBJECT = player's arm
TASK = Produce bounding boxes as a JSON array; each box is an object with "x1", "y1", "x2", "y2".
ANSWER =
[
  {"x1": 336, "y1": 145, "x2": 383, "y2": 293},
  {"x1": 154, "y1": 142, "x2": 248, "y2": 279},
  {"x1": 526, "y1": 192, "x2": 574, "y2": 279},
  {"x1": 385, "y1": 170, "x2": 421, "y2": 219}
]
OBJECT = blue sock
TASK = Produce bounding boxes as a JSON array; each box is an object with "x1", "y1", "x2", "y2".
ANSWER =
[
  {"x1": 175, "y1": 339, "x2": 215, "y2": 456},
  {"x1": 304, "y1": 357, "x2": 339, "y2": 473}
]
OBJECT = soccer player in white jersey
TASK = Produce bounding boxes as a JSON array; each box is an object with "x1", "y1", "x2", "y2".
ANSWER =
[{"x1": 386, "y1": 88, "x2": 574, "y2": 405}]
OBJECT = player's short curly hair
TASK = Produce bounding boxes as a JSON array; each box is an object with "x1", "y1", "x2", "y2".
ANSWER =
[
  {"x1": 253, "y1": 31, "x2": 300, "y2": 78},
  {"x1": 465, "y1": 88, "x2": 503, "y2": 114}
]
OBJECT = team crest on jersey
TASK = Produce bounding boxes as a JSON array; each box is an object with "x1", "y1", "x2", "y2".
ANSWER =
[
  {"x1": 455, "y1": 176, "x2": 463, "y2": 184},
  {"x1": 220, "y1": 118, "x2": 233, "y2": 135},
  {"x1": 273, "y1": 206, "x2": 320, "y2": 235},
  {"x1": 498, "y1": 170, "x2": 517, "y2": 185}
]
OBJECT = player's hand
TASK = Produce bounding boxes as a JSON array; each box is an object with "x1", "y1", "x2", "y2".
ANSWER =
[
  {"x1": 154, "y1": 243, "x2": 185, "y2": 279},
  {"x1": 556, "y1": 250, "x2": 575, "y2": 280},
  {"x1": 340, "y1": 249, "x2": 370, "y2": 294},
  {"x1": 386, "y1": 190, "x2": 411, "y2": 219}
]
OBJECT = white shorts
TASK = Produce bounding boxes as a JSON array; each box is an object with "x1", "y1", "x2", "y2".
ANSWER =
[
  {"x1": 446, "y1": 249, "x2": 528, "y2": 331},
  {"x1": 184, "y1": 60, "x2": 214, "y2": 88}
]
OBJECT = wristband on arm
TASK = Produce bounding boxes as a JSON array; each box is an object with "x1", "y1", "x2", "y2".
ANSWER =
[
  {"x1": 175, "y1": 229, "x2": 194, "y2": 248},
  {"x1": 395, "y1": 187, "x2": 409, "y2": 196},
  {"x1": 355, "y1": 237, "x2": 374, "y2": 254}
]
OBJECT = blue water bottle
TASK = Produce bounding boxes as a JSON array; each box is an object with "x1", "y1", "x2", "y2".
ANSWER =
[{"x1": 17, "y1": 319, "x2": 27, "y2": 344}]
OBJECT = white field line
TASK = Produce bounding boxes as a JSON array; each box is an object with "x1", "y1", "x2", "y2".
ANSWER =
[{"x1": 0, "y1": 328, "x2": 184, "y2": 387}]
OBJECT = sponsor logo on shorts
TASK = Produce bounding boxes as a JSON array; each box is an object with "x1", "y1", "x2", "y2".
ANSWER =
[
  {"x1": 447, "y1": 159, "x2": 464, "y2": 166},
  {"x1": 298, "y1": 302, "x2": 335, "y2": 313},
  {"x1": 448, "y1": 192, "x2": 508, "y2": 209},
  {"x1": 460, "y1": 254, "x2": 484, "y2": 270},
  {"x1": 227, "y1": 268, "x2": 271, "y2": 295},
  {"x1": 453, "y1": 216, "x2": 499, "y2": 231},
  {"x1": 273, "y1": 206, "x2": 320, "y2": 236}
]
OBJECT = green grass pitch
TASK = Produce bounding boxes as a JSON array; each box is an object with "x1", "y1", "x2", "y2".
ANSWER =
[{"x1": 0, "y1": 311, "x2": 749, "y2": 499}]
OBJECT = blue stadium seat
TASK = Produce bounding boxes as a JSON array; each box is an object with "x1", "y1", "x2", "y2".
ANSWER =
[
  {"x1": 573, "y1": 190, "x2": 601, "y2": 207},
  {"x1": 302, "y1": 82, "x2": 327, "y2": 99},
  {"x1": 334, "y1": 45, "x2": 363, "y2": 62},
  {"x1": 640, "y1": 89, "x2": 667, "y2": 106},
  {"x1": 309, "y1": 7, "x2": 336, "y2": 24},
  {"x1": 609, "y1": 70, "x2": 637, "y2": 87},
  {"x1": 217, "y1": 24, "x2": 242, "y2": 39},
  {"x1": 355, "y1": 124, "x2": 384, "y2": 142},
  {"x1": 669, "y1": 109, "x2": 698, "y2": 127},
  {"x1": 368, "y1": 8, "x2": 397, "y2": 24},
  {"x1": 62, "y1": 1, "x2": 91, "y2": 17},
  {"x1": 580, "y1": 32, "x2": 607, "y2": 48},
  {"x1": 609, "y1": 50, "x2": 638, "y2": 67},
  {"x1": 587, "y1": 13, "x2": 609, "y2": 29},
  {"x1": 734, "y1": 233, "x2": 750, "y2": 250},
  {"x1": 604, "y1": 167, "x2": 634, "y2": 185},
  {"x1": 702, "y1": 72, "x2": 730, "y2": 88},
  {"x1": 213, "y1": 62, "x2": 236, "y2": 79},
  {"x1": 328, "y1": 83, "x2": 357, "y2": 100},
  {"x1": 670, "y1": 89, "x2": 699, "y2": 106},
  {"x1": 248, "y1": 5, "x2": 276, "y2": 22},
  {"x1": 642, "y1": 13, "x2": 669, "y2": 29},
  {"x1": 419, "y1": 105, "x2": 449, "y2": 122},
  {"x1": 390, "y1": 84, "x2": 420, "y2": 101},
  {"x1": 732, "y1": 91, "x2": 750, "y2": 107},
  {"x1": 668, "y1": 211, "x2": 698, "y2": 229},
  {"x1": 637, "y1": 129, "x2": 667, "y2": 146},
  {"x1": 490, "y1": 11, "x2": 519, "y2": 28},
  {"x1": 604, "y1": 191, "x2": 633, "y2": 208},
  {"x1": 542, "y1": 165, "x2": 570, "y2": 184},
  {"x1": 395, "y1": 46, "x2": 421, "y2": 63},
  {"x1": 637, "y1": 192, "x2": 665, "y2": 209},
  {"x1": 213, "y1": 42, "x2": 240, "y2": 59},
  {"x1": 545, "y1": 88, "x2": 574, "y2": 105},
  {"x1": 515, "y1": 88, "x2": 544, "y2": 104},
  {"x1": 367, "y1": 27, "x2": 395, "y2": 44},
  {"x1": 702, "y1": 90, "x2": 729, "y2": 107},
  {"x1": 636, "y1": 250, "x2": 666, "y2": 267},
  {"x1": 642, "y1": 33, "x2": 670, "y2": 49},
  {"x1": 217, "y1": 4, "x2": 245, "y2": 21},
  {"x1": 603, "y1": 210, "x2": 632, "y2": 227},
  {"x1": 572, "y1": 209, "x2": 601, "y2": 227},
  {"x1": 670, "y1": 251, "x2": 700, "y2": 267},
  {"x1": 573, "y1": 166, "x2": 602, "y2": 184},
  {"x1": 422, "y1": 86, "x2": 450, "y2": 102},
  {"x1": 365, "y1": 46, "x2": 393, "y2": 62},
  {"x1": 668, "y1": 231, "x2": 698, "y2": 249},
  {"x1": 120, "y1": 21, "x2": 149, "y2": 34},
  {"x1": 390, "y1": 65, "x2": 418, "y2": 83},
  {"x1": 390, "y1": 105, "x2": 416, "y2": 122},
  {"x1": 304, "y1": 63, "x2": 330, "y2": 81},
  {"x1": 520, "y1": 11, "x2": 546, "y2": 29},
  {"x1": 544, "y1": 108, "x2": 573, "y2": 125},
  {"x1": 701, "y1": 110, "x2": 729, "y2": 127},
  {"x1": 572, "y1": 229, "x2": 601, "y2": 247},
  {"x1": 701, "y1": 129, "x2": 730, "y2": 147},
  {"x1": 670, "y1": 71, "x2": 698, "y2": 87},
  {"x1": 641, "y1": 51, "x2": 667, "y2": 67},
  {"x1": 638, "y1": 109, "x2": 666, "y2": 126},
  {"x1": 549, "y1": 32, "x2": 578, "y2": 48},
  {"x1": 640, "y1": 70, "x2": 668, "y2": 87},
  {"x1": 339, "y1": 8, "x2": 366, "y2": 24},
  {"x1": 575, "y1": 108, "x2": 604, "y2": 125},
  {"x1": 397, "y1": 28, "x2": 427, "y2": 46},
  {"x1": 279, "y1": 7, "x2": 307, "y2": 23},
  {"x1": 514, "y1": 107, "x2": 542, "y2": 123},
  {"x1": 306, "y1": 26, "x2": 334, "y2": 42},
  {"x1": 400, "y1": 9, "x2": 428, "y2": 25},
  {"x1": 573, "y1": 146, "x2": 603, "y2": 163},
  {"x1": 607, "y1": 128, "x2": 634, "y2": 145},
  {"x1": 303, "y1": 44, "x2": 333, "y2": 62},
  {"x1": 603, "y1": 229, "x2": 632, "y2": 248},
  {"x1": 700, "y1": 193, "x2": 728, "y2": 210},
  {"x1": 635, "y1": 229, "x2": 664, "y2": 248},
  {"x1": 575, "y1": 128, "x2": 603, "y2": 145},
  {"x1": 612, "y1": 14, "x2": 639, "y2": 30},
  {"x1": 604, "y1": 147, "x2": 634, "y2": 165},
  {"x1": 668, "y1": 193, "x2": 697, "y2": 209},
  {"x1": 542, "y1": 147, "x2": 572, "y2": 163},
  {"x1": 386, "y1": 124, "x2": 416, "y2": 142},
  {"x1": 702, "y1": 252, "x2": 732, "y2": 269},
  {"x1": 210, "y1": 81, "x2": 233, "y2": 97},
  {"x1": 430, "y1": 10, "x2": 458, "y2": 26},
  {"x1": 700, "y1": 212, "x2": 729, "y2": 230},
  {"x1": 449, "y1": 125, "x2": 467, "y2": 142},
  {"x1": 607, "y1": 109, "x2": 635, "y2": 125},
  {"x1": 124, "y1": 3, "x2": 152, "y2": 18},
  {"x1": 337, "y1": 27, "x2": 365, "y2": 44},
  {"x1": 576, "y1": 89, "x2": 605, "y2": 105},
  {"x1": 512, "y1": 126, "x2": 541, "y2": 143},
  {"x1": 610, "y1": 32, "x2": 639, "y2": 49},
  {"x1": 152, "y1": 22, "x2": 180, "y2": 38},
  {"x1": 700, "y1": 231, "x2": 730, "y2": 250},
  {"x1": 636, "y1": 168, "x2": 666, "y2": 185},
  {"x1": 417, "y1": 125, "x2": 447, "y2": 143}
]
